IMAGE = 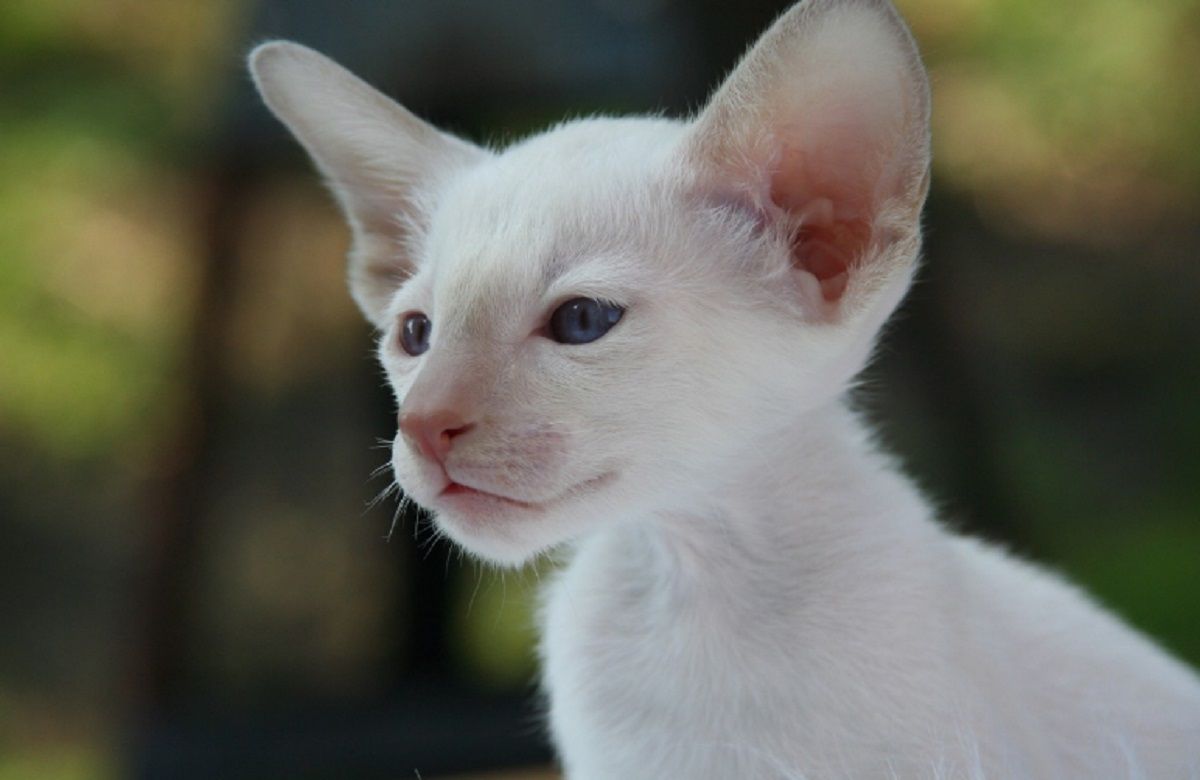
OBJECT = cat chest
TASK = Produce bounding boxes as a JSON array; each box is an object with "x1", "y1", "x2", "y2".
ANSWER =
[
  {"x1": 539, "y1": 555, "x2": 814, "y2": 773},
  {"x1": 537, "y1": 539, "x2": 987, "y2": 776}
]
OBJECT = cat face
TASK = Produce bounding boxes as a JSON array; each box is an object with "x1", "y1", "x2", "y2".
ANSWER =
[
  {"x1": 374, "y1": 121, "x2": 843, "y2": 561},
  {"x1": 251, "y1": 0, "x2": 931, "y2": 564}
]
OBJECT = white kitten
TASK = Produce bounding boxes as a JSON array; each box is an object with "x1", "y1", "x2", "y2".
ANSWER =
[{"x1": 249, "y1": 0, "x2": 1200, "y2": 775}]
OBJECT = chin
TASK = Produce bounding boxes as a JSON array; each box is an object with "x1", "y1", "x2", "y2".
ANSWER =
[
  {"x1": 433, "y1": 509, "x2": 551, "y2": 566},
  {"x1": 428, "y1": 473, "x2": 621, "y2": 566}
]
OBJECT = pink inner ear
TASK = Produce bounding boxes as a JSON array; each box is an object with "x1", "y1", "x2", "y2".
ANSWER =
[
  {"x1": 770, "y1": 147, "x2": 875, "y2": 303},
  {"x1": 791, "y1": 221, "x2": 870, "y2": 302}
]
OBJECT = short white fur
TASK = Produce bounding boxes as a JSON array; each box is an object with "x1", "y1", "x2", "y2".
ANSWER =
[{"x1": 249, "y1": 1, "x2": 1200, "y2": 776}]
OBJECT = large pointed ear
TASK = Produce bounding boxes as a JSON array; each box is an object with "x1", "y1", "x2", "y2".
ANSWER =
[
  {"x1": 686, "y1": 0, "x2": 930, "y2": 328},
  {"x1": 249, "y1": 41, "x2": 488, "y2": 328}
]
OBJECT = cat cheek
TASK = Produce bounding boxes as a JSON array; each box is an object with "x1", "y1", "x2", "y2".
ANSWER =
[{"x1": 448, "y1": 429, "x2": 573, "y2": 494}]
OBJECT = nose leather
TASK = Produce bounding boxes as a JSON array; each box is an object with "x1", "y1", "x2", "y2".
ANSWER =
[{"x1": 398, "y1": 409, "x2": 473, "y2": 464}]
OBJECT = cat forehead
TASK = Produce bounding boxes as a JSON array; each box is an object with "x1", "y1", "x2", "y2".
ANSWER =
[
  {"x1": 493, "y1": 116, "x2": 686, "y2": 188},
  {"x1": 422, "y1": 117, "x2": 687, "y2": 291}
]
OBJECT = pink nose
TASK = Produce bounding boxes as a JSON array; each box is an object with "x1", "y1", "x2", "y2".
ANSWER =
[{"x1": 398, "y1": 409, "x2": 473, "y2": 464}]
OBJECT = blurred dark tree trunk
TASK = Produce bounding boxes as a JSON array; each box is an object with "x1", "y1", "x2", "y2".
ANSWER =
[{"x1": 138, "y1": 153, "x2": 253, "y2": 711}]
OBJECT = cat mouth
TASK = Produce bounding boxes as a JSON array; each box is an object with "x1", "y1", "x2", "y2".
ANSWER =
[
  {"x1": 435, "y1": 472, "x2": 615, "y2": 515},
  {"x1": 439, "y1": 481, "x2": 539, "y2": 510}
]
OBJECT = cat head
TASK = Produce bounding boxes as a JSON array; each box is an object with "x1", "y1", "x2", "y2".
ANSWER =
[{"x1": 250, "y1": 0, "x2": 930, "y2": 565}]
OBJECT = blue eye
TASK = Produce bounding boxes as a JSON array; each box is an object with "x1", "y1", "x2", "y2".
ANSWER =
[
  {"x1": 548, "y1": 298, "x2": 623, "y2": 344},
  {"x1": 399, "y1": 312, "x2": 431, "y2": 356}
]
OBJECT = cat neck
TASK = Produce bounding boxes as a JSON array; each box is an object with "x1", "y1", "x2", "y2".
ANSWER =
[{"x1": 585, "y1": 400, "x2": 935, "y2": 605}]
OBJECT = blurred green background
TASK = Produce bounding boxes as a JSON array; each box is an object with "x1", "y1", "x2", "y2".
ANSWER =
[{"x1": 1, "y1": 0, "x2": 1198, "y2": 777}]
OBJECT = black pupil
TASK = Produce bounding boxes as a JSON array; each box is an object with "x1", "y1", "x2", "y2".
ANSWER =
[
  {"x1": 400, "y1": 313, "x2": 431, "y2": 355},
  {"x1": 549, "y1": 298, "x2": 622, "y2": 344}
]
